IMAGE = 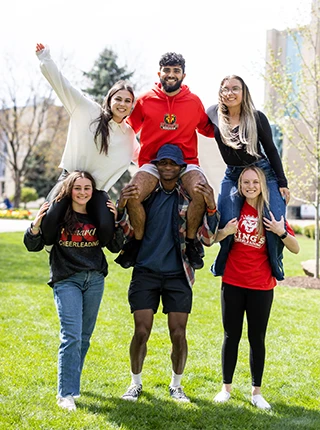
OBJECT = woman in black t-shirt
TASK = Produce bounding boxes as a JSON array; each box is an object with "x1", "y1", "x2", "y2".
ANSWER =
[{"x1": 24, "y1": 171, "x2": 124, "y2": 411}]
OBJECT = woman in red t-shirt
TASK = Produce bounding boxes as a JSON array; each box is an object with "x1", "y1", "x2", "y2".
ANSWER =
[{"x1": 213, "y1": 166, "x2": 299, "y2": 410}]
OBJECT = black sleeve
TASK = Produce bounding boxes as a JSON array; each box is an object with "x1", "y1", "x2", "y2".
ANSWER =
[
  {"x1": 206, "y1": 104, "x2": 219, "y2": 125},
  {"x1": 257, "y1": 111, "x2": 288, "y2": 188},
  {"x1": 23, "y1": 228, "x2": 45, "y2": 252},
  {"x1": 105, "y1": 227, "x2": 125, "y2": 253}
]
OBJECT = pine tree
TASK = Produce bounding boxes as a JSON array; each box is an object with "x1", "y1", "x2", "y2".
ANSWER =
[{"x1": 83, "y1": 48, "x2": 134, "y2": 104}]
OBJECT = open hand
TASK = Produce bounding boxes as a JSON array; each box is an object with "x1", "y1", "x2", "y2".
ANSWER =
[
  {"x1": 35, "y1": 43, "x2": 45, "y2": 53},
  {"x1": 107, "y1": 199, "x2": 117, "y2": 218},
  {"x1": 194, "y1": 182, "x2": 216, "y2": 209},
  {"x1": 263, "y1": 211, "x2": 285, "y2": 236},
  {"x1": 33, "y1": 201, "x2": 50, "y2": 229}
]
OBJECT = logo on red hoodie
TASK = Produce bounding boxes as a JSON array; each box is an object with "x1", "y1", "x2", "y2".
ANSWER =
[{"x1": 161, "y1": 113, "x2": 179, "y2": 130}]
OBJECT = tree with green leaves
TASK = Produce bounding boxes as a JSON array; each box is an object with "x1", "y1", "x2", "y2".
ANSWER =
[
  {"x1": 264, "y1": 0, "x2": 320, "y2": 277},
  {"x1": 83, "y1": 47, "x2": 134, "y2": 104},
  {"x1": 0, "y1": 59, "x2": 68, "y2": 208},
  {"x1": 24, "y1": 143, "x2": 60, "y2": 198},
  {"x1": 20, "y1": 187, "x2": 38, "y2": 209}
]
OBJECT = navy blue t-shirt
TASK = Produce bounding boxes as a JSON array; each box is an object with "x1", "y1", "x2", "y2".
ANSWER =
[{"x1": 135, "y1": 189, "x2": 184, "y2": 274}]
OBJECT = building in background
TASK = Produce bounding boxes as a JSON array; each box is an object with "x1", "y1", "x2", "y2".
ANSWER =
[{"x1": 265, "y1": 0, "x2": 319, "y2": 219}]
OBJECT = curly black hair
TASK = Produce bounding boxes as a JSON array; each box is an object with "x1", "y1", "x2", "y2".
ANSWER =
[{"x1": 159, "y1": 52, "x2": 185, "y2": 73}]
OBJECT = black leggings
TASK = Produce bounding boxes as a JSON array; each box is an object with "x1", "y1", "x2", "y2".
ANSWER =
[{"x1": 220, "y1": 282, "x2": 274, "y2": 387}]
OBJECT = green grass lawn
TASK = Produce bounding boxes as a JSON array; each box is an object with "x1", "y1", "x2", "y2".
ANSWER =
[{"x1": 0, "y1": 233, "x2": 319, "y2": 429}]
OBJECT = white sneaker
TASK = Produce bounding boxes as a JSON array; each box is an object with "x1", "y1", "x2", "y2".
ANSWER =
[
  {"x1": 214, "y1": 390, "x2": 231, "y2": 403},
  {"x1": 121, "y1": 384, "x2": 142, "y2": 402},
  {"x1": 251, "y1": 394, "x2": 271, "y2": 410},
  {"x1": 169, "y1": 385, "x2": 190, "y2": 403},
  {"x1": 57, "y1": 395, "x2": 76, "y2": 411}
]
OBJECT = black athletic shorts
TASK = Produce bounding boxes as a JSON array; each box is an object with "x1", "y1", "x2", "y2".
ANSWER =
[{"x1": 128, "y1": 268, "x2": 192, "y2": 314}]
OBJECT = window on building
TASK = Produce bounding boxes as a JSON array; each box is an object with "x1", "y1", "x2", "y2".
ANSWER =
[{"x1": 285, "y1": 32, "x2": 302, "y2": 118}]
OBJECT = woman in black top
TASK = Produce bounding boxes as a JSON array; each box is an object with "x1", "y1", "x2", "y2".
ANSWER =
[
  {"x1": 24, "y1": 171, "x2": 124, "y2": 411},
  {"x1": 207, "y1": 75, "x2": 289, "y2": 280}
]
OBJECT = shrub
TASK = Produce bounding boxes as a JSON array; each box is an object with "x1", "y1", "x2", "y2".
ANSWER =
[
  {"x1": 291, "y1": 224, "x2": 303, "y2": 235},
  {"x1": 21, "y1": 187, "x2": 38, "y2": 209},
  {"x1": 304, "y1": 224, "x2": 315, "y2": 239}
]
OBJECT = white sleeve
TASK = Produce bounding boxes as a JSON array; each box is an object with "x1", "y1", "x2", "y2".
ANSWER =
[
  {"x1": 131, "y1": 135, "x2": 140, "y2": 164},
  {"x1": 36, "y1": 45, "x2": 83, "y2": 116}
]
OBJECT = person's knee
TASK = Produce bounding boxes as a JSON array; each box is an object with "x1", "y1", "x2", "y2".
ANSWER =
[
  {"x1": 182, "y1": 171, "x2": 207, "y2": 200},
  {"x1": 170, "y1": 325, "x2": 187, "y2": 345},
  {"x1": 133, "y1": 326, "x2": 150, "y2": 345},
  {"x1": 128, "y1": 172, "x2": 158, "y2": 205}
]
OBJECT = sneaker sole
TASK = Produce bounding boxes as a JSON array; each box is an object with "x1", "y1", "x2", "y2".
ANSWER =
[
  {"x1": 121, "y1": 396, "x2": 139, "y2": 402},
  {"x1": 172, "y1": 398, "x2": 190, "y2": 403}
]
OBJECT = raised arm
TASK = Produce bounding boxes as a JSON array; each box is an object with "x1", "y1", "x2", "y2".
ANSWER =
[
  {"x1": 35, "y1": 42, "x2": 85, "y2": 115},
  {"x1": 263, "y1": 211, "x2": 300, "y2": 254}
]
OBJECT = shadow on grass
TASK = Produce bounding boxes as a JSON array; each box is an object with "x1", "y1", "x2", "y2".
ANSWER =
[{"x1": 79, "y1": 391, "x2": 320, "y2": 430}]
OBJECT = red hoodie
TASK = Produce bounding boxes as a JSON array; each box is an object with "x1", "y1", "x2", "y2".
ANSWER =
[{"x1": 127, "y1": 83, "x2": 214, "y2": 166}]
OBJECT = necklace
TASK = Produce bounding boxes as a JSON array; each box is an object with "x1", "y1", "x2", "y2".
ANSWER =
[{"x1": 160, "y1": 183, "x2": 176, "y2": 195}]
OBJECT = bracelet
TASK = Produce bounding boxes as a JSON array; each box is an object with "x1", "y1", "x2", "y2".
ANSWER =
[
  {"x1": 31, "y1": 222, "x2": 40, "y2": 232},
  {"x1": 206, "y1": 207, "x2": 217, "y2": 215},
  {"x1": 280, "y1": 230, "x2": 288, "y2": 240}
]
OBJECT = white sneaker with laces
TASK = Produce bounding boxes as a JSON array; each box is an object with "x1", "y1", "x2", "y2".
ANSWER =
[
  {"x1": 214, "y1": 390, "x2": 231, "y2": 403},
  {"x1": 169, "y1": 385, "x2": 190, "y2": 403},
  {"x1": 121, "y1": 384, "x2": 142, "y2": 401},
  {"x1": 57, "y1": 395, "x2": 76, "y2": 411},
  {"x1": 251, "y1": 394, "x2": 271, "y2": 410}
]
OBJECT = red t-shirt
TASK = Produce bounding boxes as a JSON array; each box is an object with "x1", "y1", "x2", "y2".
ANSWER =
[{"x1": 223, "y1": 201, "x2": 293, "y2": 290}]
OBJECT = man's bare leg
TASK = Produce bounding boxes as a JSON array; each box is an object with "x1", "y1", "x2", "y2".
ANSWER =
[
  {"x1": 168, "y1": 312, "x2": 190, "y2": 402},
  {"x1": 127, "y1": 171, "x2": 158, "y2": 239},
  {"x1": 181, "y1": 170, "x2": 207, "y2": 239},
  {"x1": 130, "y1": 309, "x2": 154, "y2": 374},
  {"x1": 181, "y1": 170, "x2": 207, "y2": 269},
  {"x1": 115, "y1": 171, "x2": 158, "y2": 269},
  {"x1": 122, "y1": 309, "x2": 154, "y2": 401},
  {"x1": 168, "y1": 312, "x2": 189, "y2": 374}
]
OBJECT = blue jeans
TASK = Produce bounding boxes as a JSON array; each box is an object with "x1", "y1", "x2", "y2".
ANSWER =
[
  {"x1": 53, "y1": 271, "x2": 105, "y2": 398},
  {"x1": 212, "y1": 159, "x2": 286, "y2": 280}
]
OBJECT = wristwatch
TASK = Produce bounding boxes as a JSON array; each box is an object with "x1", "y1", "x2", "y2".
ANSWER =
[{"x1": 280, "y1": 231, "x2": 288, "y2": 239}]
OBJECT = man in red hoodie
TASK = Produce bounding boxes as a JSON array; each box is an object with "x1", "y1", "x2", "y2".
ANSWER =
[{"x1": 124, "y1": 52, "x2": 214, "y2": 269}]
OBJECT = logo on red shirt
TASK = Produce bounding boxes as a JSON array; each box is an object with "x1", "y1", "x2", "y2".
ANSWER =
[{"x1": 59, "y1": 222, "x2": 99, "y2": 247}]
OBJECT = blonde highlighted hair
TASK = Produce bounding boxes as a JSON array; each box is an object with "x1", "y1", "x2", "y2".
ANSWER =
[
  {"x1": 238, "y1": 167, "x2": 269, "y2": 237},
  {"x1": 218, "y1": 75, "x2": 260, "y2": 158}
]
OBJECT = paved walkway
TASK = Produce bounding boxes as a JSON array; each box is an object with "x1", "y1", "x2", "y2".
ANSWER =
[
  {"x1": 0, "y1": 217, "x2": 314, "y2": 234},
  {"x1": 0, "y1": 219, "x2": 32, "y2": 233}
]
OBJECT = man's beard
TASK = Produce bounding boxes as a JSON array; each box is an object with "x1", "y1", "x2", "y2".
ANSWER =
[{"x1": 160, "y1": 77, "x2": 183, "y2": 93}]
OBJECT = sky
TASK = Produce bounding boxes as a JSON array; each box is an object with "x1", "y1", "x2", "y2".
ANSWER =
[{"x1": 0, "y1": 0, "x2": 313, "y2": 111}]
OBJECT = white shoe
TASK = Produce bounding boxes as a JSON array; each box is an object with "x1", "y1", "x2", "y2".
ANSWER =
[
  {"x1": 169, "y1": 385, "x2": 190, "y2": 403},
  {"x1": 121, "y1": 384, "x2": 142, "y2": 402},
  {"x1": 57, "y1": 395, "x2": 76, "y2": 411},
  {"x1": 214, "y1": 390, "x2": 231, "y2": 403},
  {"x1": 251, "y1": 394, "x2": 271, "y2": 410}
]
